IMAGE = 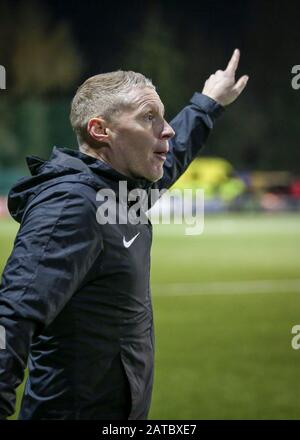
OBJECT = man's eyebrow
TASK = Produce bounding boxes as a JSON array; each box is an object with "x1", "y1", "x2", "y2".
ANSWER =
[{"x1": 140, "y1": 103, "x2": 165, "y2": 116}]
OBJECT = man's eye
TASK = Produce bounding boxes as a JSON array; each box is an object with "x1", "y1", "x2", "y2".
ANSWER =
[{"x1": 145, "y1": 113, "x2": 154, "y2": 121}]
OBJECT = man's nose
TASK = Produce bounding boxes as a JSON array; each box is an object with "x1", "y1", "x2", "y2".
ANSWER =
[{"x1": 161, "y1": 120, "x2": 175, "y2": 140}]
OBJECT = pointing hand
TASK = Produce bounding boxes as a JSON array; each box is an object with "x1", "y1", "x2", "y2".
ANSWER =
[{"x1": 202, "y1": 49, "x2": 249, "y2": 106}]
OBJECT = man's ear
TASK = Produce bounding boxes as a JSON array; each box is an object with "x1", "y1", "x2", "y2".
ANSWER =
[{"x1": 87, "y1": 117, "x2": 110, "y2": 144}]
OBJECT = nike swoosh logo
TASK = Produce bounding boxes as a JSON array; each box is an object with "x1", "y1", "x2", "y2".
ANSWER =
[{"x1": 123, "y1": 232, "x2": 140, "y2": 248}]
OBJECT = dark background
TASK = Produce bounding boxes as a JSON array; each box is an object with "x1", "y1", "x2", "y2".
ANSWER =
[{"x1": 0, "y1": 0, "x2": 299, "y2": 172}]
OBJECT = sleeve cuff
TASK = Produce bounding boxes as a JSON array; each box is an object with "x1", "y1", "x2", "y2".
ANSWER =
[{"x1": 190, "y1": 92, "x2": 225, "y2": 119}]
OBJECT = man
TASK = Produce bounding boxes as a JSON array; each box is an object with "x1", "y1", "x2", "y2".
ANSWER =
[{"x1": 0, "y1": 49, "x2": 248, "y2": 420}]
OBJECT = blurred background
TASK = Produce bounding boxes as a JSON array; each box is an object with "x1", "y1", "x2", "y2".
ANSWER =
[{"x1": 0, "y1": 0, "x2": 300, "y2": 420}]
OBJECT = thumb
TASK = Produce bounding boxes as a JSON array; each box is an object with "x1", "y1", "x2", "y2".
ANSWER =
[{"x1": 233, "y1": 75, "x2": 249, "y2": 95}]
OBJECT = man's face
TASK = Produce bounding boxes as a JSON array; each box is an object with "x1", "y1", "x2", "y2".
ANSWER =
[{"x1": 106, "y1": 87, "x2": 175, "y2": 182}]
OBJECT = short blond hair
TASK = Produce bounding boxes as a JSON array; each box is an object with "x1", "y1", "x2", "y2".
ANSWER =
[{"x1": 70, "y1": 70, "x2": 155, "y2": 145}]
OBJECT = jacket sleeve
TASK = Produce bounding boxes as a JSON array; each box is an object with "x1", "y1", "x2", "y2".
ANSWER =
[
  {"x1": 156, "y1": 92, "x2": 224, "y2": 190},
  {"x1": 0, "y1": 186, "x2": 102, "y2": 418}
]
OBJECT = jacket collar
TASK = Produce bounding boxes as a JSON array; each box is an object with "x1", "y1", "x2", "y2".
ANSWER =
[{"x1": 50, "y1": 146, "x2": 153, "y2": 191}]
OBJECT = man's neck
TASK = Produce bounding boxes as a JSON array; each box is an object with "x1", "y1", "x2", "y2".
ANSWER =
[
  {"x1": 79, "y1": 143, "x2": 110, "y2": 165},
  {"x1": 79, "y1": 143, "x2": 135, "y2": 180}
]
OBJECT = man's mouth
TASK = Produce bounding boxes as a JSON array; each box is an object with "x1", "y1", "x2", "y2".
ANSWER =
[
  {"x1": 154, "y1": 152, "x2": 167, "y2": 161},
  {"x1": 154, "y1": 145, "x2": 169, "y2": 162}
]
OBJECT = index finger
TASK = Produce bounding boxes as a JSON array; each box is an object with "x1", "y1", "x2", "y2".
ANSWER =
[{"x1": 225, "y1": 48, "x2": 240, "y2": 74}]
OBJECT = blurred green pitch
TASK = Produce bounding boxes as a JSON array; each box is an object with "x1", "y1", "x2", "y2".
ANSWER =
[{"x1": 0, "y1": 214, "x2": 300, "y2": 420}]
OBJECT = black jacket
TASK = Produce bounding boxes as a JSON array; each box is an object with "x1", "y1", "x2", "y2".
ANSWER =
[{"x1": 0, "y1": 93, "x2": 223, "y2": 419}]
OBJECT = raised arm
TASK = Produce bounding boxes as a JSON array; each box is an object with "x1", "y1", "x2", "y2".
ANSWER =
[{"x1": 156, "y1": 49, "x2": 248, "y2": 190}]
